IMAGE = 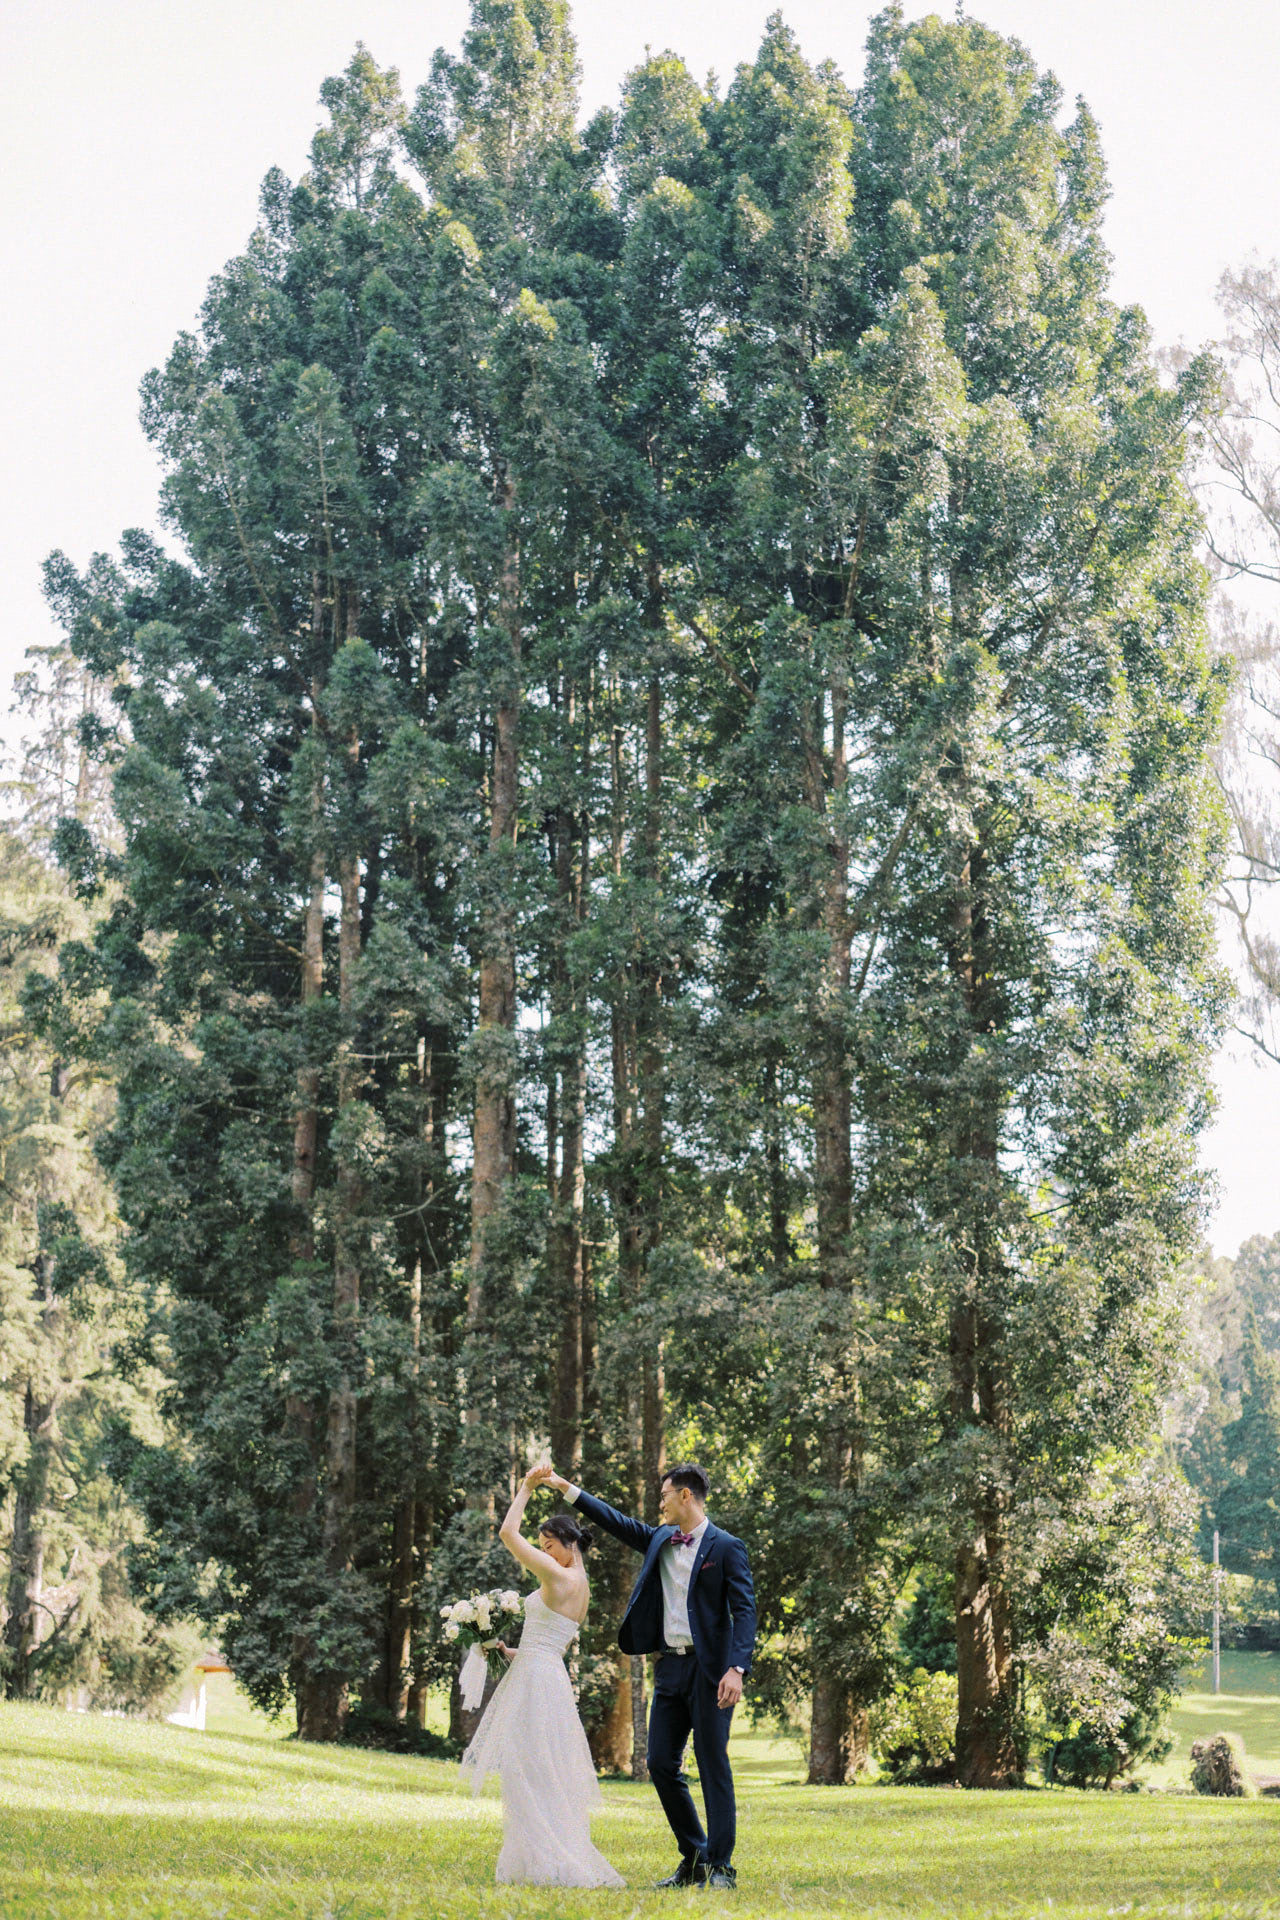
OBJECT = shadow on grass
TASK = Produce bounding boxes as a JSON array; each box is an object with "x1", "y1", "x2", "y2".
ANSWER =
[{"x1": 0, "y1": 1725, "x2": 460, "y2": 1801}]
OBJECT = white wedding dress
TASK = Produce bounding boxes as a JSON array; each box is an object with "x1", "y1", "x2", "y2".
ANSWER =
[{"x1": 460, "y1": 1589, "x2": 625, "y2": 1887}]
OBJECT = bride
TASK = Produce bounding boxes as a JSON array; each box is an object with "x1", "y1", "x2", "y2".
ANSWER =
[{"x1": 460, "y1": 1462, "x2": 625, "y2": 1888}]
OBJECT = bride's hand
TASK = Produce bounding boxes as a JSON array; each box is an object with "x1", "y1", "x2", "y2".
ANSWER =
[
  {"x1": 523, "y1": 1462, "x2": 553, "y2": 1489},
  {"x1": 497, "y1": 1641, "x2": 515, "y2": 1660}
]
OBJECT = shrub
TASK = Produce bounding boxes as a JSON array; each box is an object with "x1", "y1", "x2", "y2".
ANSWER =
[
  {"x1": 35, "y1": 1561, "x2": 203, "y2": 1718},
  {"x1": 573, "y1": 1651, "x2": 627, "y2": 1739},
  {"x1": 340, "y1": 1699, "x2": 458, "y2": 1758},
  {"x1": 1191, "y1": 1732, "x2": 1258, "y2": 1798},
  {"x1": 869, "y1": 1668, "x2": 957, "y2": 1783},
  {"x1": 897, "y1": 1568, "x2": 956, "y2": 1675},
  {"x1": 1029, "y1": 1630, "x2": 1175, "y2": 1789}
]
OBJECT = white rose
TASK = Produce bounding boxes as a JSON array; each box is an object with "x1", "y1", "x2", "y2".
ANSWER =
[
  {"x1": 475, "y1": 1599, "x2": 492, "y2": 1631},
  {"x1": 439, "y1": 1604, "x2": 454, "y2": 1620},
  {"x1": 501, "y1": 1590, "x2": 521, "y2": 1612},
  {"x1": 444, "y1": 1623, "x2": 459, "y2": 1641},
  {"x1": 455, "y1": 1601, "x2": 475, "y2": 1624}
]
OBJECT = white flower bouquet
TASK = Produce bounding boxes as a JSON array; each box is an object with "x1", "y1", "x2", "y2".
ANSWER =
[{"x1": 440, "y1": 1587, "x2": 525, "y2": 1708}]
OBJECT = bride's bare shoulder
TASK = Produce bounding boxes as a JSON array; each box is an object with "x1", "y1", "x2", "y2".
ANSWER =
[{"x1": 547, "y1": 1569, "x2": 589, "y2": 1623}]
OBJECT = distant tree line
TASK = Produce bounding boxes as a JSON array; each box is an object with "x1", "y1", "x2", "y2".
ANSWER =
[
  {"x1": 0, "y1": 659, "x2": 197, "y2": 1715},
  {"x1": 3, "y1": 2, "x2": 1231, "y2": 1788},
  {"x1": 1181, "y1": 1233, "x2": 1280, "y2": 1616}
]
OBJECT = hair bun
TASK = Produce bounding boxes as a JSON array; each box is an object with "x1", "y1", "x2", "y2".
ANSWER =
[{"x1": 539, "y1": 1512, "x2": 594, "y2": 1555}]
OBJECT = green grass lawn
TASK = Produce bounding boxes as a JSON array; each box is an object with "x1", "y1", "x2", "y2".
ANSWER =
[
  {"x1": 4, "y1": 1684, "x2": 1280, "y2": 1920},
  {"x1": 1157, "y1": 1649, "x2": 1280, "y2": 1784}
]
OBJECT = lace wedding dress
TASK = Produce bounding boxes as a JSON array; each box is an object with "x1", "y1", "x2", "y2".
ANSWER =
[{"x1": 460, "y1": 1589, "x2": 625, "y2": 1887}]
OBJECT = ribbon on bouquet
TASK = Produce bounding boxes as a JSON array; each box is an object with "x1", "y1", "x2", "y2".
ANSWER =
[{"x1": 459, "y1": 1641, "x2": 497, "y2": 1711}]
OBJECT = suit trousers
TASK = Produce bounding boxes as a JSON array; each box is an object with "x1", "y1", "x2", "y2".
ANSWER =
[{"x1": 646, "y1": 1651, "x2": 736, "y2": 1867}]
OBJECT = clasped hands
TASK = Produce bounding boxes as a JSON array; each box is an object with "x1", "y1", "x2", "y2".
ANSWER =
[{"x1": 522, "y1": 1461, "x2": 565, "y2": 1492}]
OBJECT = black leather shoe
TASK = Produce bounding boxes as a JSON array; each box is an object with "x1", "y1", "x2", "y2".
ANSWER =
[
  {"x1": 703, "y1": 1864, "x2": 738, "y2": 1890},
  {"x1": 655, "y1": 1857, "x2": 708, "y2": 1888}
]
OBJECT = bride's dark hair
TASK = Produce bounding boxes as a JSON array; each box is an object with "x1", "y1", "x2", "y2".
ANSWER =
[{"x1": 539, "y1": 1513, "x2": 594, "y2": 1554}]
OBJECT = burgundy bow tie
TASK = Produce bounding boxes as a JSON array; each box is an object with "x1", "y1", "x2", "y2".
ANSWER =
[{"x1": 670, "y1": 1529, "x2": 697, "y2": 1548}]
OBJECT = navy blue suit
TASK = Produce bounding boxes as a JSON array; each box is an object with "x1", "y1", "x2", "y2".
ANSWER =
[{"x1": 574, "y1": 1488, "x2": 756, "y2": 1870}]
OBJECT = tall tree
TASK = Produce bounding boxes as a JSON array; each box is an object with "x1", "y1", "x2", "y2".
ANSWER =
[
  {"x1": 0, "y1": 827, "x2": 185, "y2": 1708},
  {"x1": 1192, "y1": 262, "x2": 1280, "y2": 1061},
  {"x1": 35, "y1": 5, "x2": 1229, "y2": 1784},
  {"x1": 694, "y1": 16, "x2": 960, "y2": 1782},
  {"x1": 849, "y1": 6, "x2": 1228, "y2": 1785},
  {"x1": 35, "y1": 49, "x2": 477, "y2": 1737}
]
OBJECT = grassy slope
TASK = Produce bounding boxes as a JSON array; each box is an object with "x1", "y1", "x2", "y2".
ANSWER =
[
  {"x1": 1156, "y1": 1649, "x2": 1280, "y2": 1782},
  {"x1": 4, "y1": 1694, "x2": 1280, "y2": 1920}
]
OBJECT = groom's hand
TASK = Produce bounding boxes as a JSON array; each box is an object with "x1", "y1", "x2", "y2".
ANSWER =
[
  {"x1": 717, "y1": 1669, "x2": 744, "y2": 1710},
  {"x1": 544, "y1": 1468, "x2": 572, "y2": 1494}
]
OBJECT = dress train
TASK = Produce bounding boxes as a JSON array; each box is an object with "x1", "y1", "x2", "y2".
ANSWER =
[{"x1": 460, "y1": 1589, "x2": 625, "y2": 1888}]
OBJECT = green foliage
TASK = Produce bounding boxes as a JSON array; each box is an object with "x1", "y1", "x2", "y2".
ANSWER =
[
  {"x1": 1215, "y1": 1321, "x2": 1280, "y2": 1604},
  {"x1": 0, "y1": 825, "x2": 189, "y2": 1713},
  {"x1": 869, "y1": 1668, "x2": 957, "y2": 1782},
  {"x1": 1181, "y1": 1240, "x2": 1280, "y2": 1611},
  {"x1": 897, "y1": 1568, "x2": 957, "y2": 1675},
  {"x1": 1023, "y1": 1464, "x2": 1203, "y2": 1788},
  {"x1": 29, "y1": 1, "x2": 1228, "y2": 1767}
]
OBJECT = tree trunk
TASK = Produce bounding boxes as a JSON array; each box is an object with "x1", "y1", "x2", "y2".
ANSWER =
[
  {"x1": 288, "y1": 684, "x2": 325, "y2": 1727},
  {"x1": 305, "y1": 598, "x2": 366, "y2": 1744},
  {"x1": 307, "y1": 849, "x2": 362, "y2": 1741},
  {"x1": 638, "y1": 621, "x2": 667, "y2": 1501},
  {"x1": 765, "y1": 1058, "x2": 791, "y2": 1270},
  {"x1": 949, "y1": 844, "x2": 1019, "y2": 1787},
  {"x1": 611, "y1": 671, "x2": 666, "y2": 1511},
  {"x1": 290, "y1": 850, "x2": 324, "y2": 1260},
  {"x1": 385, "y1": 1249, "x2": 423, "y2": 1717},
  {"x1": 805, "y1": 678, "x2": 865, "y2": 1785},
  {"x1": 386, "y1": 1491, "x2": 416, "y2": 1716},
  {"x1": 467, "y1": 477, "x2": 520, "y2": 1422},
  {"x1": 290, "y1": 649, "x2": 326, "y2": 1266},
  {"x1": 3, "y1": 1380, "x2": 55, "y2": 1699},
  {"x1": 404, "y1": 1496, "x2": 433, "y2": 1730},
  {"x1": 588, "y1": 1650, "x2": 634, "y2": 1772},
  {"x1": 629, "y1": 1652, "x2": 649, "y2": 1780},
  {"x1": 953, "y1": 1510, "x2": 1015, "y2": 1786},
  {"x1": 808, "y1": 1684, "x2": 869, "y2": 1785},
  {"x1": 605, "y1": 653, "x2": 670, "y2": 1782},
  {"x1": 548, "y1": 777, "x2": 588, "y2": 1475},
  {"x1": 810, "y1": 678, "x2": 853, "y2": 1285}
]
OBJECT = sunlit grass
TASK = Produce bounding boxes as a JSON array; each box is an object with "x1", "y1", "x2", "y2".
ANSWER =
[
  {"x1": 4, "y1": 1695, "x2": 1280, "y2": 1918},
  {"x1": 1150, "y1": 1648, "x2": 1280, "y2": 1787}
]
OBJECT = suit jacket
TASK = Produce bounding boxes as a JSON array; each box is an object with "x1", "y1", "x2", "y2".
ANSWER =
[{"x1": 573, "y1": 1488, "x2": 757, "y2": 1689}]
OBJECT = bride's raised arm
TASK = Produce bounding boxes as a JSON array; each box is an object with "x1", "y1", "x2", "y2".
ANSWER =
[{"x1": 497, "y1": 1465, "x2": 563, "y2": 1576}]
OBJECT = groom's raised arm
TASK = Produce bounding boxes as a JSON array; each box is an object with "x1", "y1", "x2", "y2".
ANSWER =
[{"x1": 547, "y1": 1472, "x2": 655, "y2": 1553}]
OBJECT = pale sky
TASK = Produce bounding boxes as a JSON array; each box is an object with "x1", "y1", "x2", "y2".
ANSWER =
[{"x1": 4, "y1": 0, "x2": 1280, "y2": 1257}]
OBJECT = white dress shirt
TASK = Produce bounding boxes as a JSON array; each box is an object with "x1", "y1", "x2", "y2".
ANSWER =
[
  {"x1": 565, "y1": 1487, "x2": 705, "y2": 1647},
  {"x1": 657, "y1": 1514, "x2": 706, "y2": 1650}
]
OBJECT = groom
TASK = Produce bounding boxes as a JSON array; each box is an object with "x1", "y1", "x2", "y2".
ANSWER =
[{"x1": 545, "y1": 1462, "x2": 756, "y2": 1892}]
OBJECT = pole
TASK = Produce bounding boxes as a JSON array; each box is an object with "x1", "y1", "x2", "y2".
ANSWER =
[{"x1": 1212, "y1": 1528, "x2": 1221, "y2": 1696}]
